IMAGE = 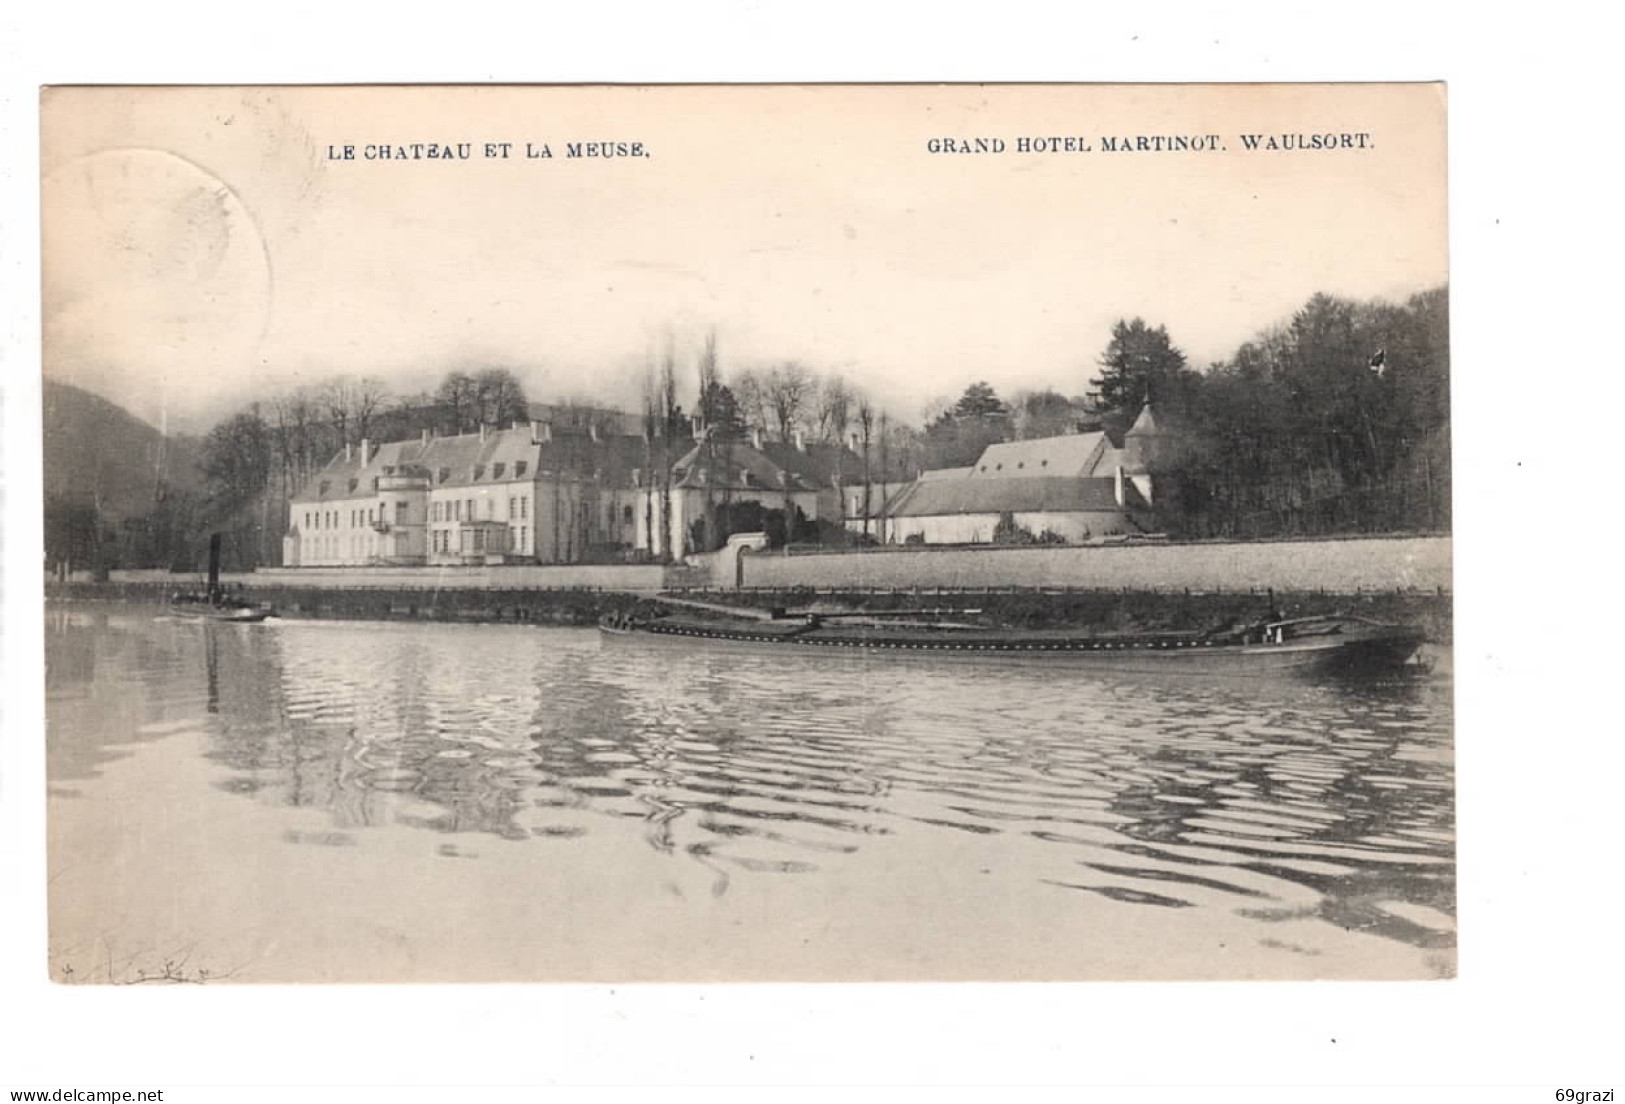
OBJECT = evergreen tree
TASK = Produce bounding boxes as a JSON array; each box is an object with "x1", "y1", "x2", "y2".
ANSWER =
[{"x1": 1090, "y1": 318, "x2": 1193, "y2": 419}]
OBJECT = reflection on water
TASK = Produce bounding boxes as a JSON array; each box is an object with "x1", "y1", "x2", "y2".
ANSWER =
[{"x1": 45, "y1": 604, "x2": 1454, "y2": 981}]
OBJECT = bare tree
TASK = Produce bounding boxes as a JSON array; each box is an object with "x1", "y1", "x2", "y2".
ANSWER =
[
  {"x1": 352, "y1": 376, "x2": 390, "y2": 442},
  {"x1": 543, "y1": 398, "x2": 595, "y2": 564},
  {"x1": 637, "y1": 340, "x2": 684, "y2": 562},
  {"x1": 473, "y1": 368, "x2": 529, "y2": 428},
  {"x1": 734, "y1": 368, "x2": 769, "y2": 434},
  {"x1": 856, "y1": 397, "x2": 875, "y2": 538},
  {"x1": 814, "y1": 374, "x2": 854, "y2": 444},
  {"x1": 877, "y1": 410, "x2": 890, "y2": 543},
  {"x1": 433, "y1": 371, "x2": 476, "y2": 433},
  {"x1": 315, "y1": 374, "x2": 393, "y2": 451},
  {"x1": 319, "y1": 377, "x2": 356, "y2": 445},
  {"x1": 696, "y1": 329, "x2": 721, "y2": 553},
  {"x1": 641, "y1": 365, "x2": 660, "y2": 561},
  {"x1": 660, "y1": 341, "x2": 681, "y2": 558},
  {"x1": 766, "y1": 362, "x2": 812, "y2": 443}
]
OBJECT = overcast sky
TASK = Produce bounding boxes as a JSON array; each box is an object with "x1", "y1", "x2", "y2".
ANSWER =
[{"x1": 42, "y1": 84, "x2": 1446, "y2": 434}]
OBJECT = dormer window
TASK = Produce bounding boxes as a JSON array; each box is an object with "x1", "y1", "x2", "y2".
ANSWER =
[
  {"x1": 492, "y1": 462, "x2": 506, "y2": 479},
  {"x1": 348, "y1": 478, "x2": 359, "y2": 492},
  {"x1": 514, "y1": 460, "x2": 528, "y2": 477},
  {"x1": 319, "y1": 480, "x2": 331, "y2": 495},
  {"x1": 473, "y1": 465, "x2": 485, "y2": 480},
  {"x1": 437, "y1": 467, "x2": 451, "y2": 483},
  {"x1": 383, "y1": 465, "x2": 395, "y2": 476}
]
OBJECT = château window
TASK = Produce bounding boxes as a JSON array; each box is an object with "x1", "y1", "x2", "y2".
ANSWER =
[
  {"x1": 349, "y1": 478, "x2": 359, "y2": 492},
  {"x1": 493, "y1": 463, "x2": 505, "y2": 479},
  {"x1": 474, "y1": 465, "x2": 485, "y2": 480},
  {"x1": 514, "y1": 461, "x2": 527, "y2": 477},
  {"x1": 437, "y1": 467, "x2": 451, "y2": 484},
  {"x1": 319, "y1": 480, "x2": 331, "y2": 495}
]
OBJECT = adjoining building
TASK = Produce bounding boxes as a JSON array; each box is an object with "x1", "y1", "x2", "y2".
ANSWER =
[
  {"x1": 642, "y1": 424, "x2": 887, "y2": 556},
  {"x1": 865, "y1": 403, "x2": 1169, "y2": 545}
]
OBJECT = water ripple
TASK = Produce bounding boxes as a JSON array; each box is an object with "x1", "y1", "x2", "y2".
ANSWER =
[{"x1": 47, "y1": 609, "x2": 1455, "y2": 959}]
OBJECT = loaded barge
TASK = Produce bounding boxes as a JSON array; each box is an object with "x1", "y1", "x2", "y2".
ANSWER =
[{"x1": 599, "y1": 606, "x2": 1425, "y2": 676}]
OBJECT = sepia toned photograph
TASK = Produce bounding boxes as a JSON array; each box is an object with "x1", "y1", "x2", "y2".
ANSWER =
[{"x1": 41, "y1": 83, "x2": 1451, "y2": 983}]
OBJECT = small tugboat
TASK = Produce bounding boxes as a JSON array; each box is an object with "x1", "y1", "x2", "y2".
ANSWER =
[
  {"x1": 599, "y1": 602, "x2": 1425, "y2": 676},
  {"x1": 167, "y1": 534, "x2": 275, "y2": 624},
  {"x1": 169, "y1": 590, "x2": 276, "y2": 623}
]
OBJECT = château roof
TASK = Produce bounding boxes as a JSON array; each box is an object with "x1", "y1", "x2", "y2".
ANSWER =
[
  {"x1": 968, "y1": 431, "x2": 1116, "y2": 479},
  {"x1": 885, "y1": 475, "x2": 1147, "y2": 518},
  {"x1": 292, "y1": 424, "x2": 645, "y2": 504},
  {"x1": 671, "y1": 440, "x2": 823, "y2": 493},
  {"x1": 669, "y1": 436, "x2": 884, "y2": 493}
]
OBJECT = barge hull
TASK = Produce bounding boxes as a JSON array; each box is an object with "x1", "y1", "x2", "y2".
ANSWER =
[{"x1": 599, "y1": 623, "x2": 1423, "y2": 677}]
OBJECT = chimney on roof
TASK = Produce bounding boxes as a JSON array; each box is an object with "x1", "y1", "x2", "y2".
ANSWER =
[
  {"x1": 589, "y1": 421, "x2": 600, "y2": 442},
  {"x1": 345, "y1": 441, "x2": 353, "y2": 461},
  {"x1": 479, "y1": 424, "x2": 488, "y2": 442},
  {"x1": 422, "y1": 428, "x2": 431, "y2": 446},
  {"x1": 531, "y1": 420, "x2": 551, "y2": 444},
  {"x1": 1115, "y1": 464, "x2": 1125, "y2": 508},
  {"x1": 691, "y1": 414, "x2": 705, "y2": 441},
  {"x1": 794, "y1": 428, "x2": 805, "y2": 452},
  {"x1": 360, "y1": 438, "x2": 372, "y2": 466},
  {"x1": 751, "y1": 426, "x2": 764, "y2": 450}
]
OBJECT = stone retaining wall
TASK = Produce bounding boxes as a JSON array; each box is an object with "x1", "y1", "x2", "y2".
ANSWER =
[{"x1": 739, "y1": 535, "x2": 1451, "y2": 594}]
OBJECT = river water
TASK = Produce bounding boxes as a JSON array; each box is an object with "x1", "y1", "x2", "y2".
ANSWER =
[{"x1": 45, "y1": 604, "x2": 1455, "y2": 982}]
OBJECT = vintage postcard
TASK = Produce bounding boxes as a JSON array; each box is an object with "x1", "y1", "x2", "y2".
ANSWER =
[{"x1": 41, "y1": 84, "x2": 1451, "y2": 983}]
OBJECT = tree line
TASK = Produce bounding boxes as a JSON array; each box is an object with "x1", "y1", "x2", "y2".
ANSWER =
[
  {"x1": 73, "y1": 284, "x2": 1447, "y2": 573},
  {"x1": 1111, "y1": 287, "x2": 1451, "y2": 537}
]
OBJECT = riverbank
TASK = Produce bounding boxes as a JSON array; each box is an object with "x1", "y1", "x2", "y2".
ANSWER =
[{"x1": 46, "y1": 581, "x2": 1452, "y2": 642}]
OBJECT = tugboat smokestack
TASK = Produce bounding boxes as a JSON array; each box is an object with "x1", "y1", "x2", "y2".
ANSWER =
[{"x1": 207, "y1": 533, "x2": 223, "y2": 599}]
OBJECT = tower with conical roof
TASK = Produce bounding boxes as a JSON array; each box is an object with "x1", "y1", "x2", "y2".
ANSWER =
[{"x1": 1121, "y1": 401, "x2": 1168, "y2": 505}]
